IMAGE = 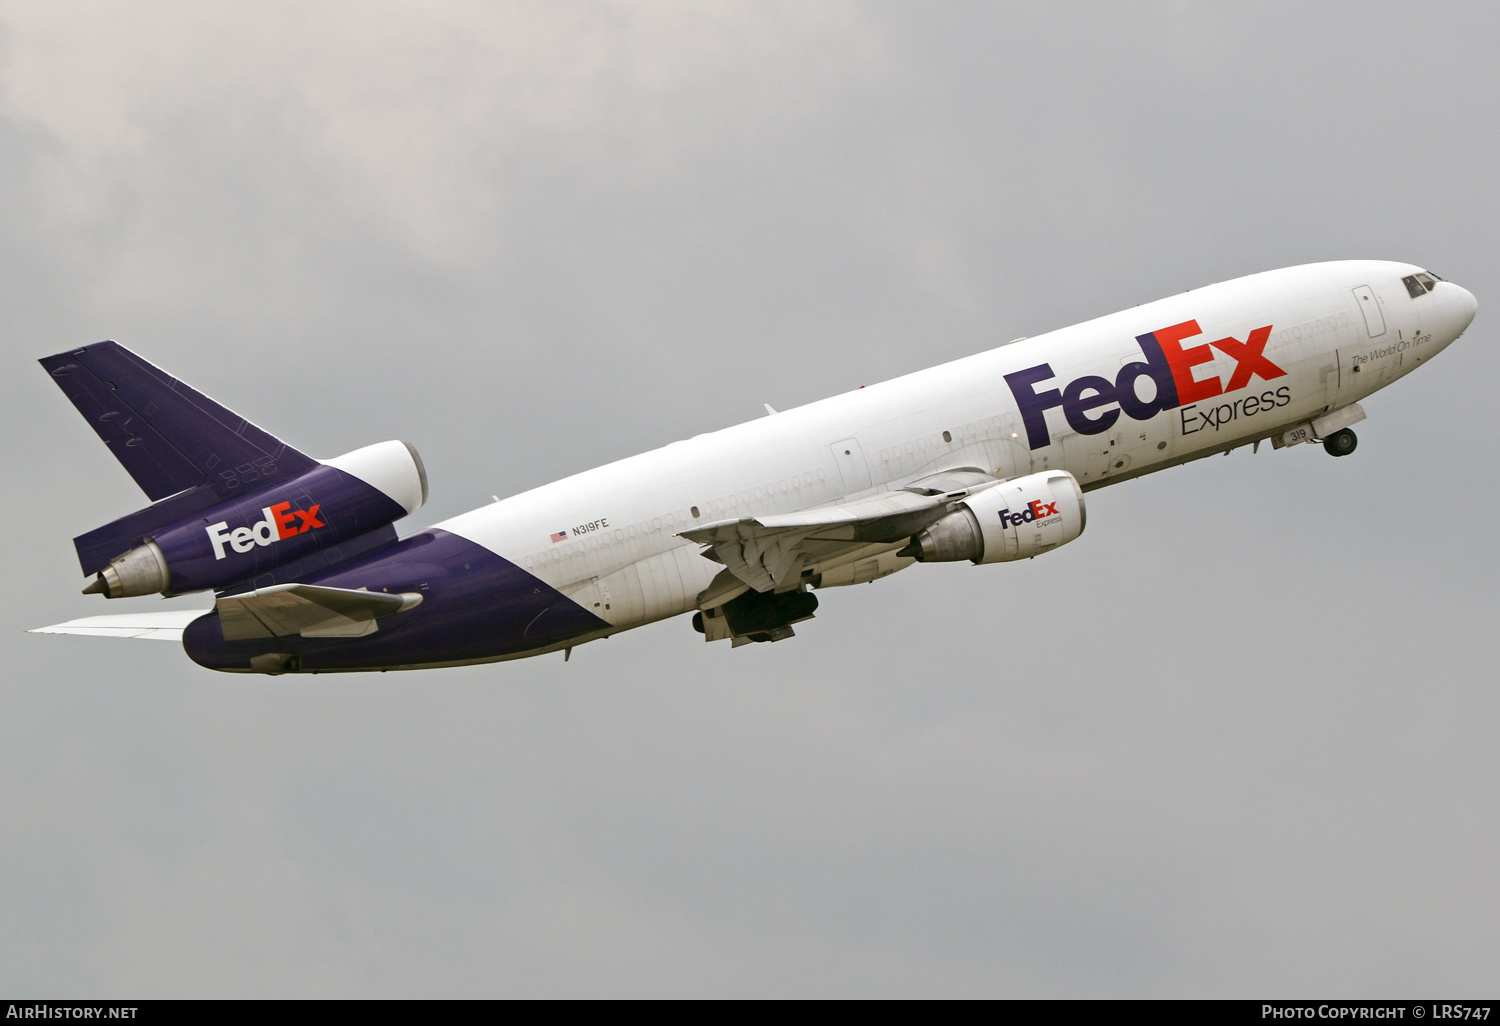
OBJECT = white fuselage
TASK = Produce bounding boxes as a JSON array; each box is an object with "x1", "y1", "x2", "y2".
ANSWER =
[{"x1": 435, "y1": 260, "x2": 1476, "y2": 636}]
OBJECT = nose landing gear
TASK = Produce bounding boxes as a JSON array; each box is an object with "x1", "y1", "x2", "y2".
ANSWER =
[{"x1": 1324, "y1": 428, "x2": 1358, "y2": 457}]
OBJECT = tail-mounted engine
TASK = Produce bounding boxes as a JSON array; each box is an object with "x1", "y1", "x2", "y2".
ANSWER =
[
  {"x1": 85, "y1": 440, "x2": 427, "y2": 598},
  {"x1": 899, "y1": 470, "x2": 1085, "y2": 564}
]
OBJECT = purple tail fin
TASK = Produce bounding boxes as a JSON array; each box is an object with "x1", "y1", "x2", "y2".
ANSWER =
[{"x1": 40, "y1": 341, "x2": 317, "y2": 502}]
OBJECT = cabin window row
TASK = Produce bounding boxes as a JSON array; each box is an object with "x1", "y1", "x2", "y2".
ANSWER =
[
  {"x1": 534, "y1": 469, "x2": 831, "y2": 566},
  {"x1": 877, "y1": 419, "x2": 1006, "y2": 464}
]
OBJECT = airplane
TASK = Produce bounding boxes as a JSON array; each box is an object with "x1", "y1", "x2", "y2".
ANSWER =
[{"x1": 31, "y1": 260, "x2": 1476, "y2": 674}]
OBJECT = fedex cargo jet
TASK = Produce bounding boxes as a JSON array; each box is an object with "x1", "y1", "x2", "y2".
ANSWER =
[{"x1": 32, "y1": 260, "x2": 1476, "y2": 674}]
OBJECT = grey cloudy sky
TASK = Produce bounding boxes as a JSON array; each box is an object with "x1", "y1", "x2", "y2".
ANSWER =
[{"x1": 2, "y1": 1, "x2": 1497, "y2": 997}]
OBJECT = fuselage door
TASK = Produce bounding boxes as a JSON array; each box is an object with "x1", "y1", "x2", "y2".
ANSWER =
[
  {"x1": 1353, "y1": 284, "x2": 1386, "y2": 337},
  {"x1": 830, "y1": 438, "x2": 872, "y2": 494}
]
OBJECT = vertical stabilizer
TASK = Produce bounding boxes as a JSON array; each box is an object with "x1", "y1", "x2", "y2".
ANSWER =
[{"x1": 40, "y1": 341, "x2": 317, "y2": 501}]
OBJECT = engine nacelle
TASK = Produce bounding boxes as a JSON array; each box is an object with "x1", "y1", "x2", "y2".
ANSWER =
[
  {"x1": 902, "y1": 470, "x2": 1085, "y2": 564},
  {"x1": 86, "y1": 440, "x2": 427, "y2": 598}
]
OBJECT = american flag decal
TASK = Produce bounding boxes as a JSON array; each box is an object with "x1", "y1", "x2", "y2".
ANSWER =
[{"x1": 550, "y1": 530, "x2": 567, "y2": 543}]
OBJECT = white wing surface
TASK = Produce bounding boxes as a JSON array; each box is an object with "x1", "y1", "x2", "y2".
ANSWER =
[
  {"x1": 29, "y1": 610, "x2": 208, "y2": 641},
  {"x1": 31, "y1": 583, "x2": 426, "y2": 645},
  {"x1": 679, "y1": 469, "x2": 1003, "y2": 594}
]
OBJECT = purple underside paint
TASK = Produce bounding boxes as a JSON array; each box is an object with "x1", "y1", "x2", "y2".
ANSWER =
[{"x1": 182, "y1": 529, "x2": 609, "y2": 671}]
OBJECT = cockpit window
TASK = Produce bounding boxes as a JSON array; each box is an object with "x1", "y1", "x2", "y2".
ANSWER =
[{"x1": 1403, "y1": 272, "x2": 1441, "y2": 298}]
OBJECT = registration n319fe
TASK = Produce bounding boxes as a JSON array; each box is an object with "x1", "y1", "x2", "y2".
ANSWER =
[{"x1": 32, "y1": 261, "x2": 1477, "y2": 673}]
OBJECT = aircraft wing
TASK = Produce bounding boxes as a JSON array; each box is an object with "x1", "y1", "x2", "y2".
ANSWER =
[
  {"x1": 680, "y1": 471, "x2": 1000, "y2": 594},
  {"x1": 29, "y1": 609, "x2": 208, "y2": 641},
  {"x1": 31, "y1": 584, "x2": 424, "y2": 646}
]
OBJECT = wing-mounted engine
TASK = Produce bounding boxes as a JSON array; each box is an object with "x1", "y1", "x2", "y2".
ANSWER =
[
  {"x1": 84, "y1": 440, "x2": 427, "y2": 598},
  {"x1": 898, "y1": 469, "x2": 1085, "y2": 563},
  {"x1": 681, "y1": 467, "x2": 1083, "y2": 646},
  {"x1": 681, "y1": 466, "x2": 1009, "y2": 645}
]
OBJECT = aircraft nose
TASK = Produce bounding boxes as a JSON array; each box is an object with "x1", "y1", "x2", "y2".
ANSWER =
[{"x1": 1450, "y1": 283, "x2": 1478, "y2": 334}]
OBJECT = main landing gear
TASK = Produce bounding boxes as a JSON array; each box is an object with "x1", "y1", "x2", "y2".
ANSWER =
[{"x1": 1323, "y1": 428, "x2": 1358, "y2": 457}]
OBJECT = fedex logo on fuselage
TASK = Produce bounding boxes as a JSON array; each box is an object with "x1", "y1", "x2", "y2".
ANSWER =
[
  {"x1": 999, "y1": 500, "x2": 1059, "y2": 528},
  {"x1": 205, "y1": 501, "x2": 324, "y2": 560},
  {"x1": 1003, "y1": 319, "x2": 1288, "y2": 449}
]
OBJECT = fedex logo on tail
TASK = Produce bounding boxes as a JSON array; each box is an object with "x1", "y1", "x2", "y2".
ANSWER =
[
  {"x1": 205, "y1": 501, "x2": 324, "y2": 560},
  {"x1": 1004, "y1": 320, "x2": 1288, "y2": 449}
]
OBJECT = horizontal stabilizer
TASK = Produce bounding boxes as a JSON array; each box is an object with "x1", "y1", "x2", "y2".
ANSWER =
[
  {"x1": 216, "y1": 583, "x2": 422, "y2": 641},
  {"x1": 40, "y1": 341, "x2": 317, "y2": 502},
  {"x1": 30, "y1": 610, "x2": 208, "y2": 642}
]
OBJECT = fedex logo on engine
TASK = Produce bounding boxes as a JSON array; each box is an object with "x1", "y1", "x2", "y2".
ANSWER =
[
  {"x1": 999, "y1": 500, "x2": 1059, "y2": 528},
  {"x1": 205, "y1": 501, "x2": 324, "y2": 560},
  {"x1": 1003, "y1": 320, "x2": 1289, "y2": 449}
]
